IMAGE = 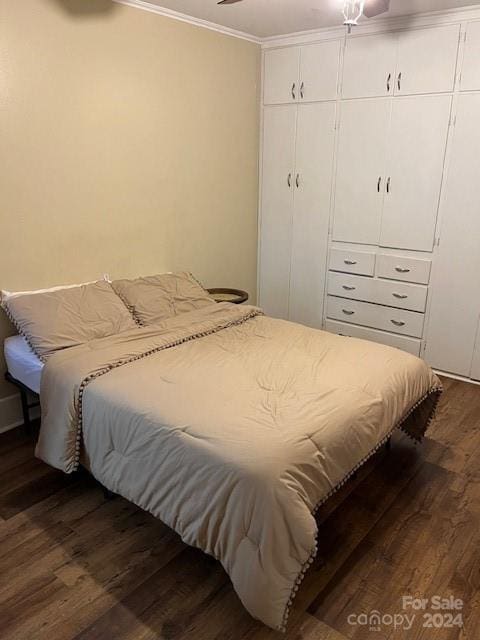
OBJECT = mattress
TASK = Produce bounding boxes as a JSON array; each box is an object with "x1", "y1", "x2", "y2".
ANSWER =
[{"x1": 4, "y1": 335, "x2": 44, "y2": 394}]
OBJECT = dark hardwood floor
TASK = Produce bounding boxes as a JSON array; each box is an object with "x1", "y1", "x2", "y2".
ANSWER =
[{"x1": 0, "y1": 376, "x2": 478, "y2": 639}]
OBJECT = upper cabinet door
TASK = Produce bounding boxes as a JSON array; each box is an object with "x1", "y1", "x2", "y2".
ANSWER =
[
  {"x1": 259, "y1": 106, "x2": 297, "y2": 319},
  {"x1": 289, "y1": 102, "x2": 336, "y2": 329},
  {"x1": 264, "y1": 48, "x2": 300, "y2": 105},
  {"x1": 299, "y1": 41, "x2": 340, "y2": 102},
  {"x1": 380, "y1": 95, "x2": 452, "y2": 252},
  {"x1": 461, "y1": 21, "x2": 480, "y2": 91},
  {"x1": 395, "y1": 25, "x2": 460, "y2": 96},
  {"x1": 342, "y1": 33, "x2": 397, "y2": 99},
  {"x1": 333, "y1": 99, "x2": 391, "y2": 245}
]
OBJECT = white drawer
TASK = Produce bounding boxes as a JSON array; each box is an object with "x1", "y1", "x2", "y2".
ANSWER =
[
  {"x1": 326, "y1": 296, "x2": 425, "y2": 338},
  {"x1": 376, "y1": 254, "x2": 432, "y2": 284},
  {"x1": 327, "y1": 272, "x2": 428, "y2": 313},
  {"x1": 329, "y1": 248, "x2": 376, "y2": 276},
  {"x1": 325, "y1": 320, "x2": 422, "y2": 357}
]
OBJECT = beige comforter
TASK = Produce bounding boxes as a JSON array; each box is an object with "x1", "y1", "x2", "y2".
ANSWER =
[{"x1": 36, "y1": 303, "x2": 441, "y2": 631}]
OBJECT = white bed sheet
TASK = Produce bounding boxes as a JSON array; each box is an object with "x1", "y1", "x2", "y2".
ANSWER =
[{"x1": 4, "y1": 335, "x2": 44, "y2": 394}]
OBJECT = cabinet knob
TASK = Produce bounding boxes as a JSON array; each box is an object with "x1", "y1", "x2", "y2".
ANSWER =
[
  {"x1": 377, "y1": 176, "x2": 382, "y2": 193},
  {"x1": 387, "y1": 73, "x2": 391, "y2": 92},
  {"x1": 342, "y1": 285, "x2": 356, "y2": 291},
  {"x1": 300, "y1": 82, "x2": 305, "y2": 99},
  {"x1": 287, "y1": 173, "x2": 292, "y2": 188},
  {"x1": 395, "y1": 267, "x2": 410, "y2": 273},
  {"x1": 397, "y1": 72, "x2": 402, "y2": 91},
  {"x1": 295, "y1": 173, "x2": 300, "y2": 188},
  {"x1": 342, "y1": 309, "x2": 355, "y2": 316},
  {"x1": 291, "y1": 82, "x2": 296, "y2": 100},
  {"x1": 391, "y1": 319, "x2": 406, "y2": 327},
  {"x1": 344, "y1": 260, "x2": 357, "y2": 265},
  {"x1": 393, "y1": 293, "x2": 408, "y2": 299}
]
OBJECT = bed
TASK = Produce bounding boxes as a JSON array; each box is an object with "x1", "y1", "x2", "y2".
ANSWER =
[
  {"x1": 4, "y1": 335, "x2": 44, "y2": 394},
  {"x1": 2, "y1": 276, "x2": 442, "y2": 632}
]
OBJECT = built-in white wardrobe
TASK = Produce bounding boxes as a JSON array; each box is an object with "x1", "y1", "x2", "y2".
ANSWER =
[
  {"x1": 258, "y1": 8, "x2": 480, "y2": 382},
  {"x1": 260, "y1": 41, "x2": 339, "y2": 327},
  {"x1": 424, "y1": 92, "x2": 480, "y2": 379}
]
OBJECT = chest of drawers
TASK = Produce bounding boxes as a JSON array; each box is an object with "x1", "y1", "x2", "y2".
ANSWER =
[{"x1": 325, "y1": 248, "x2": 432, "y2": 355}]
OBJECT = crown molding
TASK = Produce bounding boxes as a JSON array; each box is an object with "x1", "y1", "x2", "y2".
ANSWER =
[
  {"x1": 113, "y1": 0, "x2": 480, "y2": 48},
  {"x1": 112, "y1": 0, "x2": 261, "y2": 44},
  {"x1": 262, "y1": 5, "x2": 480, "y2": 48}
]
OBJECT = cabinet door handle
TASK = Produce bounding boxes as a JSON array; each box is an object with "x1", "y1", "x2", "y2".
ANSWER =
[
  {"x1": 300, "y1": 82, "x2": 305, "y2": 99},
  {"x1": 342, "y1": 285, "x2": 356, "y2": 291},
  {"x1": 397, "y1": 72, "x2": 402, "y2": 91},
  {"x1": 395, "y1": 266, "x2": 410, "y2": 273},
  {"x1": 387, "y1": 72, "x2": 391, "y2": 92},
  {"x1": 342, "y1": 309, "x2": 355, "y2": 316},
  {"x1": 344, "y1": 260, "x2": 357, "y2": 265},
  {"x1": 386, "y1": 177, "x2": 391, "y2": 193},
  {"x1": 291, "y1": 82, "x2": 296, "y2": 100},
  {"x1": 392, "y1": 293, "x2": 408, "y2": 299},
  {"x1": 377, "y1": 176, "x2": 382, "y2": 193},
  {"x1": 287, "y1": 173, "x2": 292, "y2": 188},
  {"x1": 391, "y1": 319, "x2": 406, "y2": 327},
  {"x1": 295, "y1": 173, "x2": 300, "y2": 188}
]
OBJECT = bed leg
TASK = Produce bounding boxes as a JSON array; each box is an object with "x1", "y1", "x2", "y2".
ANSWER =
[
  {"x1": 103, "y1": 487, "x2": 116, "y2": 501},
  {"x1": 19, "y1": 386, "x2": 32, "y2": 436},
  {"x1": 386, "y1": 437, "x2": 392, "y2": 452}
]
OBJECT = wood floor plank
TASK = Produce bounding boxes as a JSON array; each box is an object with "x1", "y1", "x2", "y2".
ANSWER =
[
  {"x1": 72, "y1": 547, "x2": 228, "y2": 640},
  {"x1": 0, "y1": 376, "x2": 478, "y2": 640},
  {"x1": 243, "y1": 612, "x2": 349, "y2": 640}
]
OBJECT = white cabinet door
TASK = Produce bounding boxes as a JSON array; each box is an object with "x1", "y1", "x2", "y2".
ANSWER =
[
  {"x1": 264, "y1": 48, "x2": 300, "y2": 105},
  {"x1": 333, "y1": 99, "x2": 391, "y2": 245},
  {"x1": 380, "y1": 95, "x2": 451, "y2": 251},
  {"x1": 342, "y1": 33, "x2": 397, "y2": 99},
  {"x1": 289, "y1": 103, "x2": 336, "y2": 328},
  {"x1": 461, "y1": 21, "x2": 480, "y2": 91},
  {"x1": 395, "y1": 25, "x2": 460, "y2": 96},
  {"x1": 299, "y1": 41, "x2": 340, "y2": 102},
  {"x1": 424, "y1": 95, "x2": 480, "y2": 376},
  {"x1": 259, "y1": 106, "x2": 296, "y2": 319}
]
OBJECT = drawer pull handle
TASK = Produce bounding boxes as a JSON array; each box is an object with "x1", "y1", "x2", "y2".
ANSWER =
[
  {"x1": 342, "y1": 309, "x2": 355, "y2": 315},
  {"x1": 392, "y1": 293, "x2": 408, "y2": 299},
  {"x1": 395, "y1": 267, "x2": 410, "y2": 273},
  {"x1": 344, "y1": 260, "x2": 357, "y2": 265},
  {"x1": 391, "y1": 319, "x2": 406, "y2": 327},
  {"x1": 342, "y1": 285, "x2": 356, "y2": 291}
]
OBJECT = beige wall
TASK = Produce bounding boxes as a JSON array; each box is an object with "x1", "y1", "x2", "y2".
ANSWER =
[{"x1": 0, "y1": 0, "x2": 260, "y2": 424}]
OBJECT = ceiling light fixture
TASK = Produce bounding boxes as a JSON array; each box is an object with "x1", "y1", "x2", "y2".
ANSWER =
[{"x1": 342, "y1": 0, "x2": 365, "y2": 33}]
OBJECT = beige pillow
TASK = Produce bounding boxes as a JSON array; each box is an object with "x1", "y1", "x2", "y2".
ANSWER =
[
  {"x1": 2, "y1": 281, "x2": 137, "y2": 361},
  {"x1": 112, "y1": 272, "x2": 215, "y2": 326},
  {"x1": 1, "y1": 279, "x2": 98, "y2": 303}
]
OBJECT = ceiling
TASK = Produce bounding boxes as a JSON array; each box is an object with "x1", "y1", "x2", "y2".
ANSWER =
[{"x1": 142, "y1": 0, "x2": 479, "y2": 38}]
